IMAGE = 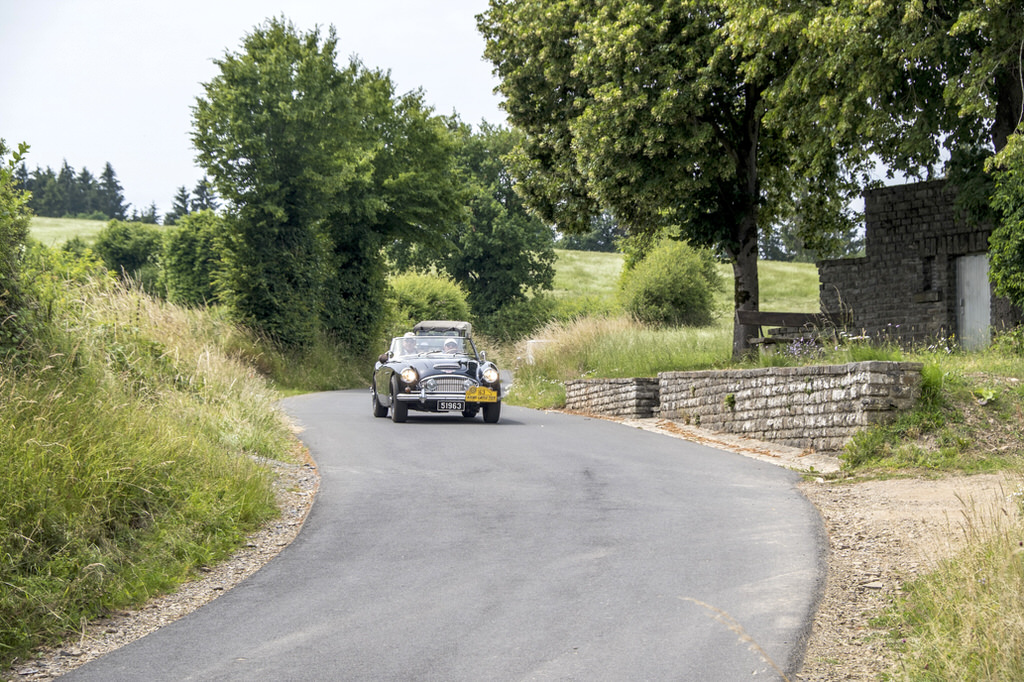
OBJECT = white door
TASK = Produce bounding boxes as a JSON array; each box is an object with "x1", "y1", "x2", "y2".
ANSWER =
[{"x1": 956, "y1": 253, "x2": 991, "y2": 350}]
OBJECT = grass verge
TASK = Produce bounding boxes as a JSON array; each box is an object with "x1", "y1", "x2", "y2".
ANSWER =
[
  {"x1": 0, "y1": 254, "x2": 298, "y2": 667},
  {"x1": 876, "y1": 488, "x2": 1024, "y2": 680}
]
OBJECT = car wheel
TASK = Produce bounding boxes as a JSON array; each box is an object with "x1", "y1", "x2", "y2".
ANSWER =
[
  {"x1": 482, "y1": 400, "x2": 501, "y2": 424},
  {"x1": 462, "y1": 407, "x2": 479, "y2": 419},
  {"x1": 371, "y1": 382, "x2": 388, "y2": 418},
  {"x1": 390, "y1": 379, "x2": 408, "y2": 423}
]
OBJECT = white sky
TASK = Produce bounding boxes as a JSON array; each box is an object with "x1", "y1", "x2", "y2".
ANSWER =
[{"x1": 0, "y1": 0, "x2": 504, "y2": 218}]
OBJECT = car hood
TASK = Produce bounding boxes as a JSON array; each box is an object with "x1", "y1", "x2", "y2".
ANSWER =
[{"x1": 405, "y1": 356, "x2": 480, "y2": 377}]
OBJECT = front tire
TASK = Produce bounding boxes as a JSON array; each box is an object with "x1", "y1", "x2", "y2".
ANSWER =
[
  {"x1": 371, "y1": 383, "x2": 388, "y2": 418},
  {"x1": 482, "y1": 400, "x2": 501, "y2": 424},
  {"x1": 390, "y1": 379, "x2": 408, "y2": 423}
]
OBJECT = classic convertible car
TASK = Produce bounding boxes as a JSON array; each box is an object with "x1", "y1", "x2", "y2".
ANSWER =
[{"x1": 371, "y1": 320, "x2": 502, "y2": 423}]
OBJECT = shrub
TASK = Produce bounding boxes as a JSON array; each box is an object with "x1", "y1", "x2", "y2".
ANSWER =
[
  {"x1": 162, "y1": 210, "x2": 224, "y2": 307},
  {"x1": 93, "y1": 220, "x2": 164, "y2": 294},
  {"x1": 990, "y1": 130, "x2": 1024, "y2": 309},
  {"x1": 0, "y1": 140, "x2": 32, "y2": 350},
  {"x1": 620, "y1": 239, "x2": 722, "y2": 327},
  {"x1": 384, "y1": 272, "x2": 471, "y2": 339}
]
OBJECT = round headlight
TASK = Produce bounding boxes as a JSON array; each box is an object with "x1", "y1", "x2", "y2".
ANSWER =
[
  {"x1": 400, "y1": 367, "x2": 419, "y2": 384},
  {"x1": 482, "y1": 366, "x2": 499, "y2": 384},
  {"x1": 424, "y1": 378, "x2": 437, "y2": 391}
]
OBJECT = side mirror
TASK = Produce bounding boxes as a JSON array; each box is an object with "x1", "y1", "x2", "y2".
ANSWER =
[
  {"x1": 378, "y1": 353, "x2": 389, "y2": 364},
  {"x1": 479, "y1": 351, "x2": 486, "y2": 362}
]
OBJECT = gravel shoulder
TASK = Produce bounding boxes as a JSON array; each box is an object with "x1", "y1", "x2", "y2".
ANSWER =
[{"x1": 7, "y1": 417, "x2": 1015, "y2": 681}]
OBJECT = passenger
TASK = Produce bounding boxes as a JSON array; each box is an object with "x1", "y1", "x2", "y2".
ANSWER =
[{"x1": 401, "y1": 334, "x2": 418, "y2": 356}]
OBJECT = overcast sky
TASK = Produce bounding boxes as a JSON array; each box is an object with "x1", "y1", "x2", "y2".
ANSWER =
[{"x1": 0, "y1": 0, "x2": 504, "y2": 218}]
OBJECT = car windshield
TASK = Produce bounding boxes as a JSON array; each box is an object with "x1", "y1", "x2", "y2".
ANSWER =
[
  {"x1": 391, "y1": 337, "x2": 422, "y2": 357},
  {"x1": 390, "y1": 336, "x2": 476, "y2": 359}
]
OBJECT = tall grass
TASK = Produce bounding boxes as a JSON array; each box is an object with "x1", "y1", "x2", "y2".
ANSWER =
[
  {"x1": 879, "y1": 489, "x2": 1024, "y2": 680},
  {"x1": 508, "y1": 316, "x2": 731, "y2": 408},
  {"x1": 0, "y1": 259, "x2": 295, "y2": 666},
  {"x1": 506, "y1": 256, "x2": 822, "y2": 408}
]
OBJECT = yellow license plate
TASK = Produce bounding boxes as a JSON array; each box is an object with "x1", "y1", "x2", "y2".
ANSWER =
[{"x1": 465, "y1": 386, "x2": 498, "y2": 403}]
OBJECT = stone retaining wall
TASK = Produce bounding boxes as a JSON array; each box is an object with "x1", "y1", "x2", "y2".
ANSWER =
[
  {"x1": 659, "y1": 362, "x2": 923, "y2": 452},
  {"x1": 565, "y1": 377, "x2": 660, "y2": 418}
]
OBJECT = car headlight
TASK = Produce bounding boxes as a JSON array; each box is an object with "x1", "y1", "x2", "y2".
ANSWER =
[
  {"x1": 424, "y1": 378, "x2": 437, "y2": 391},
  {"x1": 482, "y1": 366, "x2": 499, "y2": 384},
  {"x1": 400, "y1": 367, "x2": 419, "y2": 385}
]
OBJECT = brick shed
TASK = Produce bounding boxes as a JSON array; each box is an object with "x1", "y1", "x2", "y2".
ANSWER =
[{"x1": 818, "y1": 179, "x2": 1022, "y2": 349}]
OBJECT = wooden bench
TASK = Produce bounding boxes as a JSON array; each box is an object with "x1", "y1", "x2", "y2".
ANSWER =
[{"x1": 735, "y1": 310, "x2": 845, "y2": 347}]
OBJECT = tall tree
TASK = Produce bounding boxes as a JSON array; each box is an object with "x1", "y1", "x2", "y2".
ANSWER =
[
  {"x1": 164, "y1": 186, "x2": 191, "y2": 226},
  {"x1": 190, "y1": 177, "x2": 219, "y2": 212},
  {"x1": 73, "y1": 167, "x2": 97, "y2": 215},
  {"x1": 480, "y1": 0, "x2": 860, "y2": 358},
  {"x1": 449, "y1": 121, "x2": 556, "y2": 316},
  {"x1": 55, "y1": 161, "x2": 76, "y2": 217},
  {"x1": 193, "y1": 16, "x2": 462, "y2": 347},
  {"x1": 98, "y1": 162, "x2": 127, "y2": 220},
  {"x1": 727, "y1": 0, "x2": 1022, "y2": 174},
  {"x1": 319, "y1": 80, "x2": 465, "y2": 347},
  {"x1": 385, "y1": 121, "x2": 557, "y2": 318},
  {"x1": 193, "y1": 16, "x2": 341, "y2": 346}
]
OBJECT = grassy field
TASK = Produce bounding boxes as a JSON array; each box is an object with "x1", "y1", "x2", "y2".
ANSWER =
[{"x1": 28, "y1": 216, "x2": 108, "y2": 244}]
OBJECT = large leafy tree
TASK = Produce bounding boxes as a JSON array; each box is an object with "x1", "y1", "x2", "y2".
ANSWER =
[
  {"x1": 479, "y1": 0, "x2": 860, "y2": 358},
  {"x1": 319, "y1": 77, "x2": 465, "y2": 347},
  {"x1": 387, "y1": 121, "x2": 557, "y2": 320},
  {"x1": 193, "y1": 16, "x2": 462, "y2": 348},
  {"x1": 726, "y1": 0, "x2": 1022, "y2": 175},
  {"x1": 446, "y1": 121, "x2": 556, "y2": 317},
  {"x1": 193, "y1": 17, "x2": 353, "y2": 345}
]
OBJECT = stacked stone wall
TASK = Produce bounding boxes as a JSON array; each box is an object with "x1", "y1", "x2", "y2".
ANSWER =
[
  {"x1": 564, "y1": 378, "x2": 660, "y2": 418},
  {"x1": 657, "y1": 362, "x2": 923, "y2": 452}
]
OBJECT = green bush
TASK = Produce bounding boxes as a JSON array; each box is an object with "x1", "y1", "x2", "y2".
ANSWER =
[
  {"x1": 0, "y1": 140, "x2": 32, "y2": 350},
  {"x1": 620, "y1": 239, "x2": 722, "y2": 327},
  {"x1": 93, "y1": 220, "x2": 164, "y2": 294},
  {"x1": 162, "y1": 210, "x2": 224, "y2": 307},
  {"x1": 990, "y1": 129, "x2": 1024, "y2": 309},
  {"x1": 384, "y1": 272, "x2": 471, "y2": 339}
]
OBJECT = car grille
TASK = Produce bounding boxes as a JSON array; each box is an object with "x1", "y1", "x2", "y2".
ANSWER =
[{"x1": 428, "y1": 376, "x2": 473, "y2": 393}]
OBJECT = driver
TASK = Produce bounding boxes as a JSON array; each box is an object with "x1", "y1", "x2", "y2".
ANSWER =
[{"x1": 443, "y1": 338, "x2": 459, "y2": 354}]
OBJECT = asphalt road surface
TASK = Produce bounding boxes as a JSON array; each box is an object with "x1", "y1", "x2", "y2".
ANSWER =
[{"x1": 66, "y1": 390, "x2": 826, "y2": 681}]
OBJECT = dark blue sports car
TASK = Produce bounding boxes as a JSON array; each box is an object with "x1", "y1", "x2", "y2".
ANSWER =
[{"x1": 371, "y1": 320, "x2": 502, "y2": 423}]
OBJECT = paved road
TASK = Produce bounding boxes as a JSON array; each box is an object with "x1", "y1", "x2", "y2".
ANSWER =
[{"x1": 67, "y1": 390, "x2": 826, "y2": 681}]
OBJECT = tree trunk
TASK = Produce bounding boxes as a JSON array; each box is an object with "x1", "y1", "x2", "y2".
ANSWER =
[
  {"x1": 993, "y1": 63, "x2": 1023, "y2": 153},
  {"x1": 731, "y1": 215, "x2": 760, "y2": 362},
  {"x1": 731, "y1": 83, "x2": 763, "y2": 362}
]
